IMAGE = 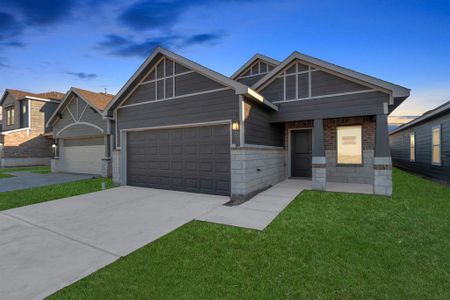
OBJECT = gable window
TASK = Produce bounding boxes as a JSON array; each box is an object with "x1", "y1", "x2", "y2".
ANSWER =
[
  {"x1": 337, "y1": 125, "x2": 362, "y2": 164},
  {"x1": 6, "y1": 107, "x2": 15, "y2": 126},
  {"x1": 410, "y1": 132, "x2": 415, "y2": 162},
  {"x1": 432, "y1": 125, "x2": 441, "y2": 165}
]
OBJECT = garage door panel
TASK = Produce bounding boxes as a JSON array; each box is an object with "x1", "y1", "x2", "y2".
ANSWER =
[
  {"x1": 60, "y1": 137, "x2": 104, "y2": 175},
  {"x1": 127, "y1": 124, "x2": 230, "y2": 195}
]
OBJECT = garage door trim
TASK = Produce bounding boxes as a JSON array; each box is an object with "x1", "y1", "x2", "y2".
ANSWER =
[{"x1": 119, "y1": 120, "x2": 233, "y2": 186}]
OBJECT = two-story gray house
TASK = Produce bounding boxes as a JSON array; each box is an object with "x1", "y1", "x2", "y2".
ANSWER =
[
  {"x1": 0, "y1": 89, "x2": 64, "y2": 167},
  {"x1": 103, "y1": 47, "x2": 410, "y2": 199}
]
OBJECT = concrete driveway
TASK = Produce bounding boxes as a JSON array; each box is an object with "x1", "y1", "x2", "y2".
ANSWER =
[
  {"x1": 0, "y1": 186, "x2": 228, "y2": 300},
  {"x1": 0, "y1": 171, "x2": 94, "y2": 192}
]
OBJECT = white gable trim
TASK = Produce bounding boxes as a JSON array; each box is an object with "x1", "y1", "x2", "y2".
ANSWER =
[
  {"x1": 253, "y1": 52, "x2": 410, "y2": 98},
  {"x1": 47, "y1": 88, "x2": 103, "y2": 128},
  {"x1": 231, "y1": 54, "x2": 280, "y2": 79},
  {"x1": 55, "y1": 122, "x2": 104, "y2": 137},
  {"x1": 103, "y1": 47, "x2": 274, "y2": 115}
]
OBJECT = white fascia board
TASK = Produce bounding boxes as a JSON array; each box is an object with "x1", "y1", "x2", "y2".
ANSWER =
[
  {"x1": 253, "y1": 51, "x2": 410, "y2": 98},
  {"x1": 230, "y1": 54, "x2": 280, "y2": 79}
]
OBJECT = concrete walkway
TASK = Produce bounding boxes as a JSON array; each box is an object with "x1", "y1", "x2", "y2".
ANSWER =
[
  {"x1": 0, "y1": 171, "x2": 94, "y2": 192},
  {"x1": 0, "y1": 186, "x2": 228, "y2": 300},
  {"x1": 196, "y1": 179, "x2": 373, "y2": 230}
]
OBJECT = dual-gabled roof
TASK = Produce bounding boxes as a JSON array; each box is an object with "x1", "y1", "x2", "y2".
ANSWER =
[
  {"x1": 0, "y1": 89, "x2": 65, "y2": 105},
  {"x1": 104, "y1": 47, "x2": 410, "y2": 116},
  {"x1": 47, "y1": 87, "x2": 114, "y2": 127},
  {"x1": 103, "y1": 47, "x2": 278, "y2": 115}
]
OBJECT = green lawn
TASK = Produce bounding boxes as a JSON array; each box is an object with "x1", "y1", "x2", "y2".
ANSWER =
[
  {"x1": 49, "y1": 168, "x2": 450, "y2": 299},
  {"x1": 0, "y1": 166, "x2": 51, "y2": 173},
  {"x1": 0, "y1": 173, "x2": 15, "y2": 179},
  {"x1": 0, "y1": 178, "x2": 113, "y2": 211}
]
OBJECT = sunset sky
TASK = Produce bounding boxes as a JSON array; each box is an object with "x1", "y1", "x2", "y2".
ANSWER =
[{"x1": 1, "y1": 0, "x2": 449, "y2": 117}]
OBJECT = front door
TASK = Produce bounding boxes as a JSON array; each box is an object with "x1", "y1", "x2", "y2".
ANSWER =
[{"x1": 291, "y1": 130, "x2": 312, "y2": 177}]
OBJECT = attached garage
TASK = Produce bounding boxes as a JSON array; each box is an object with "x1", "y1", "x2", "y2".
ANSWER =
[
  {"x1": 125, "y1": 124, "x2": 231, "y2": 195},
  {"x1": 60, "y1": 137, "x2": 104, "y2": 175}
]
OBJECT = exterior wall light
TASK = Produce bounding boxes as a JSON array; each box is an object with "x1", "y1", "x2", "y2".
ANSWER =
[
  {"x1": 52, "y1": 144, "x2": 57, "y2": 148},
  {"x1": 232, "y1": 121, "x2": 240, "y2": 131}
]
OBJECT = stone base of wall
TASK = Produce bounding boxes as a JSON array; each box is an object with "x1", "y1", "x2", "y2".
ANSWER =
[
  {"x1": 373, "y1": 157, "x2": 392, "y2": 196},
  {"x1": 51, "y1": 158, "x2": 60, "y2": 172},
  {"x1": 1, "y1": 157, "x2": 52, "y2": 168},
  {"x1": 326, "y1": 150, "x2": 374, "y2": 184},
  {"x1": 101, "y1": 158, "x2": 112, "y2": 178},
  {"x1": 231, "y1": 146, "x2": 286, "y2": 202},
  {"x1": 312, "y1": 157, "x2": 326, "y2": 190},
  {"x1": 112, "y1": 150, "x2": 120, "y2": 184}
]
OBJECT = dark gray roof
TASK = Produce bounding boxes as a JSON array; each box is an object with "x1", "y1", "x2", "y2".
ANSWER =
[{"x1": 390, "y1": 100, "x2": 450, "y2": 134}]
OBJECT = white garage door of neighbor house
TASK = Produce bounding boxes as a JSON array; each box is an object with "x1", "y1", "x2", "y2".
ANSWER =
[{"x1": 60, "y1": 137, "x2": 104, "y2": 175}]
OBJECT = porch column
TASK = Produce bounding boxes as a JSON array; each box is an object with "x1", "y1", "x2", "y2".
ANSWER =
[
  {"x1": 101, "y1": 134, "x2": 112, "y2": 178},
  {"x1": 373, "y1": 114, "x2": 392, "y2": 196},
  {"x1": 312, "y1": 119, "x2": 326, "y2": 190}
]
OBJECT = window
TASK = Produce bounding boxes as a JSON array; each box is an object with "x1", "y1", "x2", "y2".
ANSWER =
[
  {"x1": 410, "y1": 132, "x2": 415, "y2": 162},
  {"x1": 432, "y1": 125, "x2": 441, "y2": 165},
  {"x1": 337, "y1": 125, "x2": 362, "y2": 164},
  {"x1": 6, "y1": 107, "x2": 15, "y2": 126}
]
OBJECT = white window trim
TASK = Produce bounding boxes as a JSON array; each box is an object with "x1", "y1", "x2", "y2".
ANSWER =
[
  {"x1": 432, "y1": 124, "x2": 441, "y2": 166},
  {"x1": 410, "y1": 132, "x2": 415, "y2": 162}
]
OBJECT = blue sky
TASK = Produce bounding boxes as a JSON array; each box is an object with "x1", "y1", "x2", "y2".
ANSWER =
[{"x1": 0, "y1": 0, "x2": 449, "y2": 116}]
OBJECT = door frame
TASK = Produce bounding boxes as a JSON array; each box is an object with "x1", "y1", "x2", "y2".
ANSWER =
[
  {"x1": 119, "y1": 120, "x2": 233, "y2": 186},
  {"x1": 287, "y1": 127, "x2": 313, "y2": 178}
]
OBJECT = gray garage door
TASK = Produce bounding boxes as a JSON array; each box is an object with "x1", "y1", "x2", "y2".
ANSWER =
[{"x1": 126, "y1": 124, "x2": 231, "y2": 195}]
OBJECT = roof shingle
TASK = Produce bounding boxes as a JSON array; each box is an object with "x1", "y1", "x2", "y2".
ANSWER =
[{"x1": 72, "y1": 87, "x2": 114, "y2": 111}]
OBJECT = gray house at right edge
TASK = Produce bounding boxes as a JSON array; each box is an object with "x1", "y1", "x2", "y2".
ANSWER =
[
  {"x1": 390, "y1": 101, "x2": 450, "y2": 182},
  {"x1": 101, "y1": 47, "x2": 410, "y2": 199}
]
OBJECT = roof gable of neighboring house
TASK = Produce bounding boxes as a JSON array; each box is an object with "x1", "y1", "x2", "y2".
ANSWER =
[
  {"x1": 253, "y1": 52, "x2": 410, "y2": 102},
  {"x1": 103, "y1": 47, "x2": 276, "y2": 115},
  {"x1": 231, "y1": 54, "x2": 280, "y2": 80},
  {"x1": 0, "y1": 89, "x2": 64, "y2": 106},
  {"x1": 47, "y1": 87, "x2": 114, "y2": 129},
  {"x1": 390, "y1": 100, "x2": 450, "y2": 135}
]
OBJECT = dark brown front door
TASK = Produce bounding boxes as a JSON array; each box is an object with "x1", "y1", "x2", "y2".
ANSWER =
[{"x1": 291, "y1": 130, "x2": 312, "y2": 177}]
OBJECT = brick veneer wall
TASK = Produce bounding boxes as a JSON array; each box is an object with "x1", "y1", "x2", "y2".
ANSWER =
[
  {"x1": 1, "y1": 130, "x2": 53, "y2": 158},
  {"x1": 0, "y1": 100, "x2": 54, "y2": 159},
  {"x1": 324, "y1": 116, "x2": 375, "y2": 150}
]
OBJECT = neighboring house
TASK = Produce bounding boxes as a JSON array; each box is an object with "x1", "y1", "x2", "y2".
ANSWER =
[
  {"x1": 0, "y1": 89, "x2": 64, "y2": 167},
  {"x1": 390, "y1": 101, "x2": 450, "y2": 182},
  {"x1": 103, "y1": 47, "x2": 410, "y2": 198},
  {"x1": 47, "y1": 87, "x2": 114, "y2": 177}
]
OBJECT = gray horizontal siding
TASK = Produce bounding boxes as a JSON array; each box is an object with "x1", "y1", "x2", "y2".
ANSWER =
[
  {"x1": 311, "y1": 71, "x2": 368, "y2": 97},
  {"x1": 244, "y1": 98, "x2": 284, "y2": 147},
  {"x1": 57, "y1": 124, "x2": 104, "y2": 138},
  {"x1": 271, "y1": 91, "x2": 388, "y2": 122},
  {"x1": 261, "y1": 77, "x2": 283, "y2": 103},
  {"x1": 237, "y1": 74, "x2": 265, "y2": 87},
  {"x1": 117, "y1": 89, "x2": 239, "y2": 147},
  {"x1": 53, "y1": 96, "x2": 107, "y2": 138},
  {"x1": 390, "y1": 111, "x2": 450, "y2": 181},
  {"x1": 64, "y1": 137, "x2": 104, "y2": 147},
  {"x1": 124, "y1": 71, "x2": 225, "y2": 106}
]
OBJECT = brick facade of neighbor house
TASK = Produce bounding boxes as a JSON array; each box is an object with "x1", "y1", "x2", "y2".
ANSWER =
[{"x1": 0, "y1": 90, "x2": 62, "y2": 167}]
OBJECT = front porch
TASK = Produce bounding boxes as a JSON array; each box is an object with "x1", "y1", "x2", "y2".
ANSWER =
[{"x1": 284, "y1": 115, "x2": 392, "y2": 196}]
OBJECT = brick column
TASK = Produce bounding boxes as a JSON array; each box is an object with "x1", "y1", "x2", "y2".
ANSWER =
[
  {"x1": 373, "y1": 114, "x2": 392, "y2": 196},
  {"x1": 312, "y1": 119, "x2": 326, "y2": 190}
]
